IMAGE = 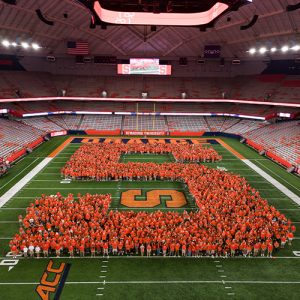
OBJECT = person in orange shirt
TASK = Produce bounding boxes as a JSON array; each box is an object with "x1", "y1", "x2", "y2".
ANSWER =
[
  {"x1": 79, "y1": 244, "x2": 85, "y2": 257},
  {"x1": 11, "y1": 245, "x2": 18, "y2": 259},
  {"x1": 267, "y1": 243, "x2": 273, "y2": 258},
  {"x1": 91, "y1": 242, "x2": 96, "y2": 257},
  {"x1": 118, "y1": 241, "x2": 124, "y2": 256},
  {"x1": 253, "y1": 243, "x2": 260, "y2": 257},
  {"x1": 162, "y1": 244, "x2": 167, "y2": 257},
  {"x1": 55, "y1": 244, "x2": 61, "y2": 257},
  {"x1": 281, "y1": 236, "x2": 287, "y2": 248},
  {"x1": 18, "y1": 215, "x2": 23, "y2": 226},
  {"x1": 69, "y1": 245, "x2": 74, "y2": 258},
  {"x1": 181, "y1": 244, "x2": 186, "y2": 257},
  {"x1": 140, "y1": 244, "x2": 145, "y2": 256},
  {"x1": 103, "y1": 242, "x2": 109, "y2": 257},
  {"x1": 274, "y1": 240, "x2": 279, "y2": 253},
  {"x1": 169, "y1": 243, "x2": 175, "y2": 257},
  {"x1": 175, "y1": 243, "x2": 180, "y2": 257},
  {"x1": 112, "y1": 240, "x2": 118, "y2": 256},
  {"x1": 261, "y1": 243, "x2": 267, "y2": 257},
  {"x1": 288, "y1": 232, "x2": 294, "y2": 245},
  {"x1": 147, "y1": 244, "x2": 152, "y2": 257}
]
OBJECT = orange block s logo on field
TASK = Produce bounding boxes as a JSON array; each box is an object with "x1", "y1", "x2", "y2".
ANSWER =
[{"x1": 121, "y1": 189, "x2": 187, "y2": 208}]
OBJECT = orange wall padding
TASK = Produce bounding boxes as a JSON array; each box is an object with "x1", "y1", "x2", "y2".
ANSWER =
[
  {"x1": 257, "y1": 74, "x2": 285, "y2": 82},
  {"x1": 170, "y1": 131, "x2": 205, "y2": 137},
  {"x1": 27, "y1": 137, "x2": 44, "y2": 149},
  {"x1": 7, "y1": 149, "x2": 26, "y2": 163},
  {"x1": 266, "y1": 151, "x2": 292, "y2": 168},
  {"x1": 246, "y1": 139, "x2": 264, "y2": 152},
  {"x1": 282, "y1": 80, "x2": 300, "y2": 87},
  {"x1": 85, "y1": 129, "x2": 121, "y2": 135}
]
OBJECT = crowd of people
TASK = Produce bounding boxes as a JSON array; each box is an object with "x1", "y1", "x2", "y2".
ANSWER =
[
  {"x1": 9, "y1": 190, "x2": 295, "y2": 258},
  {"x1": 61, "y1": 143, "x2": 222, "y2": 180},
  {"x1": 9, "y1": 141, "x2": 295, "y2": 258}
]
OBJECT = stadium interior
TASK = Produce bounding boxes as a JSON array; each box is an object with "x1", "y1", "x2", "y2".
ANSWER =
[{"x1": 0, "y1": 0, "x2": 300, "y2": 299}]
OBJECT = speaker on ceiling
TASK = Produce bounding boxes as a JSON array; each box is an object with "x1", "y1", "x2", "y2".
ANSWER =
[
  {"x1": 2, "y1": 0, "x2": 17, "y2": 4},
  {"x1": 286, "y1": 2, "x2": 300, "y2": 11},
  {"x1": 46, "y1": 55, "x2": 56, "y2": 62},
  {"x1": 240, "y1": 15, "x2": 259, "y2": 30},
  {"x1": 36, "y1": 9, "x2": 54, "y2": 26}
]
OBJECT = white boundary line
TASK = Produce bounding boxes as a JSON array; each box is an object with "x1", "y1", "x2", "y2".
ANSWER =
[
  {"x1": 0, "y1": 158, "x2": 39, "y2": 191},
  {"x1": 243, "y1": 159, "x2": 300, "y2": 205},
  {"x1": 0, "y1": 158, "x2": 53, "y2": 207},
  {"x1": 254, "y1": 159, "x2": 300, "y2": 192}
]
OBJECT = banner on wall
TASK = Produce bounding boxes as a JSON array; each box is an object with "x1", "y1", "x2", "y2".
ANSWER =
[
  {"x1": 50, "y1": 130, "x2": 67, "y2": 137},
  {"x1": 123, "y1": 131, "x2": 167, "y2": 136}
]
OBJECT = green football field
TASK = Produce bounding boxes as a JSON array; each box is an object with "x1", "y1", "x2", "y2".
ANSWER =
[{"x1": 0, "y1": 136, "x2": 299, "y2": 300}]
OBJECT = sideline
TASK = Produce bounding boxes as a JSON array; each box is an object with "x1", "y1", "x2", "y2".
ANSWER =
[
  {"x1": 243, "y1": 160, "x2": 300, "y2": 205},
  {"x1": 0, "y1": 158, "x2": 39, "y2": 192},
  {"x1": 0, "y1": 138, "x2": 73, "y2": 207},
  {"x1": 0, "y1": 158, "x2": 52, "y2": 207},
  {"x1": 216, "y1": 139, "x2": 300, "y2": 205}
]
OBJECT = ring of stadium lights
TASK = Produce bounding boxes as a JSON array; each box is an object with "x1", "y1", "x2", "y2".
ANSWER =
[
  {"x1": 248, "y1": 45, "x2": 300, "y2": 54},
  {"x1": 1, "y1": 40, "x2": 41, "y2": 50}
]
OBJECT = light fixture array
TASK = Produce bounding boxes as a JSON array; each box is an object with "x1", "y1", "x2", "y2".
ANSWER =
[
  {"x1": 1, "y1": 39, "x2": 41, "y2": 50},
  {"x1": 248, "y1": 45, "x2": 300, "y2": 55}
]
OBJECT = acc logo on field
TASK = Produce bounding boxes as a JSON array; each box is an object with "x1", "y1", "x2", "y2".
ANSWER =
[
  {"x1": 121, "y1": 189, "x2": 187, "y2": 208},
  {"x1": 36, "y1": 260, "x2": 71, "y2": 300}
]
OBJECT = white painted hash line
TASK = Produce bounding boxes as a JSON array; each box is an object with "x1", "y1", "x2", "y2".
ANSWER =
[{"x1": 1, "y1": 280, "x2": 300, "y2": 285}]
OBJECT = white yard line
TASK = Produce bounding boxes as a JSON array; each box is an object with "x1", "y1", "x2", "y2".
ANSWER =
[
  {"x1": 0, "y1": 208, "x2": 26, "y2": 210},
  {"x1": 0, "y1": 158, "x2": 53, "y2": 207},
  {"x1": 1, "y1": 280, "x2": 300, "y2": 285},
  {"x1": 242, "y1": 160, "x2": 300, "y2": 205},
  {"x1": 0, "y1": 221, "x2": 18, "y2": 223},
  {"x1": 0, "y1": 158, "x2": 39, "y2": 191}
]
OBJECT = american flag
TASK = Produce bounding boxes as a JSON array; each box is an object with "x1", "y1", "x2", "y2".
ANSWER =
[{"x1": 67, "y1": 41, "x2": 89, "y2": 55}]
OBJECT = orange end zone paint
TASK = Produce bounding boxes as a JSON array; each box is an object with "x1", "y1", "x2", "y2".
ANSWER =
[
  {"x1": 216, "y1": 138, "x2": 245, "y2": 160},
  {"x1": 48, "y1": 137, "x2": 73, "y2": 158}
]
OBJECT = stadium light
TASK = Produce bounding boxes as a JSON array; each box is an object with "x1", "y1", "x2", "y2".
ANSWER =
[
  {"x1": 270, "y1": 47, "x2": 277, "y2": 53},
  {"x1": 2, "y1": 40, "x2": 10, "y2": 47},
  {"x1": 21, "y1": 42, "x2": 29, "y2": 49},
  {"x1": 259, "y1": 47, "x2": 267, "y2": 54},
  {"x1": 249, "y1": 48, "x2": 256, "y2": 54},
  {"x1": 31, "y1": 43, "x2": 40, "y2": 50},
  {"x1": 281, "y1": 45, "x2": 289, "y2": 52},
  {"x1": 291, "y1": 45, "x2": 300, "y2": 51},
  {"x1": 1, "y1": 39, "x2": 41, "y2": 51}
]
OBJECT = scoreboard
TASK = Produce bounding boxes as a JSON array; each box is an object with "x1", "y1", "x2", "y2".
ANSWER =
[{"x1": 118, "y1": 58, "x2": 172, "y2": 75}]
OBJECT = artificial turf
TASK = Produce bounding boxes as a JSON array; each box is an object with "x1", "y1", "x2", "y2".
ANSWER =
[{"x1": 0, "y1": 136, "x2": 299, "y2": 300}]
